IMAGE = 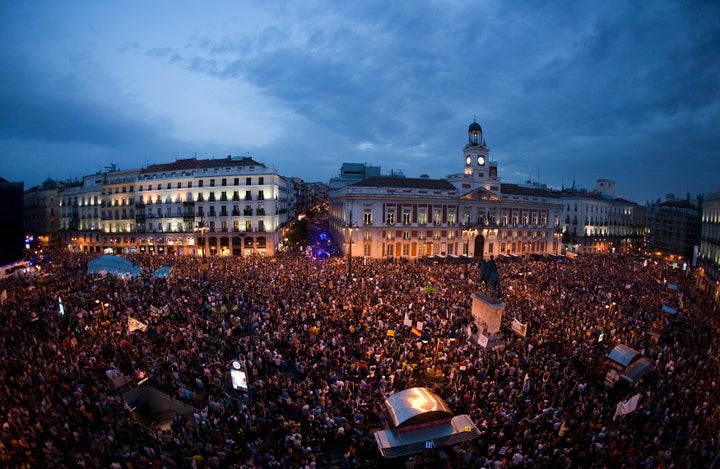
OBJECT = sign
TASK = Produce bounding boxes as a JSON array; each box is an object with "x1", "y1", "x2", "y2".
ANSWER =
[{"x1": 511, "y1": 318, "x2": 527, "y2": 337}]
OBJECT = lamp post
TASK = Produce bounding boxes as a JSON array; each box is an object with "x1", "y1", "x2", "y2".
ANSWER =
[
  {"x1": 463, "y1": 221, "x2": 475, "y2": 277},
  {"x1": 344, "y1": 210, "x2": 357, "y2": 279},
  {"x1": 196, "y1": 220, "x2": 207, "y2": 263}
]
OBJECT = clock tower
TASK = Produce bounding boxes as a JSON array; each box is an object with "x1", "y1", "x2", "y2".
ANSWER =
[{"x1": 450, "y1": 119, "x2": 496, "y2": 190}]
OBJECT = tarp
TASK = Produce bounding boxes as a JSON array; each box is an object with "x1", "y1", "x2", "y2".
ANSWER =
[
  {"x1": 621, "y1": 357, "x2": 654, "y2": 384},
  {"x1": 87, "y1": 255, "x2": 142, "y2": 278},
  {"x1": 607, "y1": 344, "x2": 640, "y2": 368},
  {"x1": 152, "y1": 266, "x2": 174, "y2": 279}
]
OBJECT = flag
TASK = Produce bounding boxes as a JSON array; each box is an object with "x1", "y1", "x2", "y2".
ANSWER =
[
  {"x1": 128, "y1": 317, "x2": 148, "y2": 332},
  {"x1": 613, "y1": 393, "x2": 642, "y2": 420},
  {"x1": 387, "y1": 329, "x2": 395, "y2": 337},
  {"x1": 411, "y1": 327, "x2": 422, "y2": 337},
  {"x1": 512, "y1": 318, "x2": 527, "y2": 337}
]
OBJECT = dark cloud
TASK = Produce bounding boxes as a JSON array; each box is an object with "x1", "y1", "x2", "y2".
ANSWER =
[{"x1": 1, "y1": 0, "x2": 718, "y2": 202}]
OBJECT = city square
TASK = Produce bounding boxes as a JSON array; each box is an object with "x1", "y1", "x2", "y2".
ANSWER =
[{"x1": 1, "y1": 249, "x2": 718, "y2": 467}]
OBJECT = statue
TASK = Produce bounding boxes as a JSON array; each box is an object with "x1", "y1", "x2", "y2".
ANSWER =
[{"x1": 478, "y1": 255, "x2": 502, "y2": 298}]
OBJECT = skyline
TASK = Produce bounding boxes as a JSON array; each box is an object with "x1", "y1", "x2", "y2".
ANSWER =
[{"x1": 1, "y1": 1, "x2": 719, "y2": 204}]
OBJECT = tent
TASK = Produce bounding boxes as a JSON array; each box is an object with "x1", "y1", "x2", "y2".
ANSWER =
[{"x1": 87, "y1": 255, "x2": 142, "y2": 278}]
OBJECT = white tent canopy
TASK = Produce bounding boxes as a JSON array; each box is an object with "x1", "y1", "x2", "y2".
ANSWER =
[{"x1": 87, "y1": 255, "x2": 142, "y2": 278}]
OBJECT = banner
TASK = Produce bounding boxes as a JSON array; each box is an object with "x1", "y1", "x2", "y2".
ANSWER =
[
  {"x1": 477, "y1": 334, "x2": 489, "y2": 348},
  {"x1": 613, "y1": 393, "x2": 642, "y2": 420},
  {"x1": 512, "y1": 318, "x2": 527, "y2": 337},
  {"x1": 128, "y1": 316, "x2": 148, "y2": 332}
]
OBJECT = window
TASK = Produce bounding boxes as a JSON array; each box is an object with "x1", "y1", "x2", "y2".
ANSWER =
[
  {"x1": 222, "y1": 178, "x2": 227, "y2": 186},
  {"x1": 433, "y1": 230, "x2": 441, "y2": 240},
  {"x1": 257, "y1": 190, "x2": 264, "y2": 200},
  {"x1": 259, "y1": 177, "x2": 264, "y2": 185},
  {"x1": 363, "y1": 208, "x2": 372, "y2": 225},
  {"x1": 210, "y1": 179, "x2": 215, "y2": 187},
  {"x1": 364, "y1": 244, "x2": 372, "y2": 256},
  {"x1": 386, "y1": 231, "x2": 394, "y2": 240},
  {"x1": 199, "y1": 180, "x2": 204, "y2": 187},
  {"x1": 177, "y1": 182, "x2": 182, "y2": 189},
  {"x1": 167, "y1": 183, "x2": 171, "y2": 189},
  {"x1": 363, "y1": 231, "x2": 372, "y2": 241},
  {"x1": 258, "y1": 220, "x2": 265, "y2": 231},
  {"x1": 234, "y1": 178, "x2": 239, "y2": 185},
  {"x1": 433, "y1": 209, "x2": 441, "y2": 225},
  {"x1": 402, "y1": 244, "x2": 410, "y2": 256},
  {"x1": 448, "y1": 211, "x2": 456, "y2": 226},
  {"x1": 188, "y1": 181, "x2": 193, "y2": 188},
  {"x1": 245, "y1": 191, "x2": 252, "y2": 200},
  {"x1": 386, "y1": 208, "x2": 395, "y2": 225},
  {"x1": 246, "y1": 177, "x2": 252, "y2": 185},
  {"x1": 402, "y1": 231, "x2": 410, "y2": 240},
  {"x1": 402, "y1": 209, "x2": 411, "y2": 225},
  {"x1": 245, "y1": 220, "x2": 252, "y2": 231},
  {"x1": 418, "y1": 210, "x2": 427, "y2": 225}
]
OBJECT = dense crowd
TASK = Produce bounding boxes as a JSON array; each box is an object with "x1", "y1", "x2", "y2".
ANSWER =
[{"x1": 1, "y1": 249, "x2": 718, "y2": 468}]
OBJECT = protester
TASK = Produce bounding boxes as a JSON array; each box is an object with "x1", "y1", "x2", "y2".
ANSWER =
[{"x1": 0, "y1": 250, "x2": 718, "y2": 468}]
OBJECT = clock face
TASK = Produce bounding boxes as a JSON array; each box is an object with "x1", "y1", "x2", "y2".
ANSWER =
[
  {"x1": 477, "y1": 156, "x2": 485, "y2": 165},
  {"x1": 466, "y1": 156, "x2": 471, "y2": 166}
]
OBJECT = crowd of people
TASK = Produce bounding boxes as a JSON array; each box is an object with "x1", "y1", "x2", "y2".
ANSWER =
[{"x1": 1, "y1": 248, "x2": 718, "y2": 468}]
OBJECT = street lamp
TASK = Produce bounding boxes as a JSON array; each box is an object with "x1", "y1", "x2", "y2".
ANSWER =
[
  {"x1": 462, "y1": 221, "x2": 476, "y2": 277},
  {"x1": 344, "y1": 210, "x2": 357, "y2": 279},
  {"x1": 196, "y1": 219, "x2": 207, "y2": 263}
]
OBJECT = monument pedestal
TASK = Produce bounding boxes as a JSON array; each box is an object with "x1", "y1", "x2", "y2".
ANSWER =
[{"x1": 471, "y1": 292, "x2": 506, "y2": 349}]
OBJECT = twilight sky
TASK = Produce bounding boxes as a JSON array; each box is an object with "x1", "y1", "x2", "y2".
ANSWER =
[{"x1": 1, "y1": 0, "x2": 718, "y2": 204}]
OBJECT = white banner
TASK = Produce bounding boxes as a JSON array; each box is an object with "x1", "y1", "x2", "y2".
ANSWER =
[
  {"x1": 128, "y1": 316, "x2": 148, "y2": 332},
  {"x1": 613, "y1": 393, "x2": 642, "y2": 420},
  {"x1": 512, "y1": 318, "x2": 527, "y2": 337},
  {"x1": 477, "y1": 334, "x2": 489, "y2": 348}
]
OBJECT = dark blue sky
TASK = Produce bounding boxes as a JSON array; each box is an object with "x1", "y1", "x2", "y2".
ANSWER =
[{"x1": 1, "y1": 0, "x2": 718, "y2": 203}]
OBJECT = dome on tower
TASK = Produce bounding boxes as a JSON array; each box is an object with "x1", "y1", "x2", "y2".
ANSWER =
[{"x1": 467, "y1": 120, "x2": 483, "y2": 146}]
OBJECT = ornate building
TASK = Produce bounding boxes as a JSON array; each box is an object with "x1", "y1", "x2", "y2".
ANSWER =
[
  {"x1": 60, "y1": 156, "x2": 291, "y2": 256},
  {"x1": 329, "y1": 121, "x2": 565, "y2": 262}
]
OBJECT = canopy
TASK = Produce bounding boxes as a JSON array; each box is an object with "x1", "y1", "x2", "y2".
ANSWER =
[
  {"x1": 607, "y1": 344, "x2": 640, "y2": 368},
  {"x1": 87, "y1": 255, "x2": 142, "y2": 278},
  {"x1": 152, "y1": 266, "x2": 174, "y2": 279}
]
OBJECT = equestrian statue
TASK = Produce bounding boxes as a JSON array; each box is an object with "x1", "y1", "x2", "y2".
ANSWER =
[{"x1": 478, "y1": 255, "x2": 502, "y2": 298}]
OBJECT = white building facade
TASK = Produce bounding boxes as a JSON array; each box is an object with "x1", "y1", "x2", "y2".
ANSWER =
[
  {"x1": 329, "y1": 121, "x2": 565, "y2": 261},
  {"x1": 62, "y1": 156, "x2": 290, "y2": 256}
]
